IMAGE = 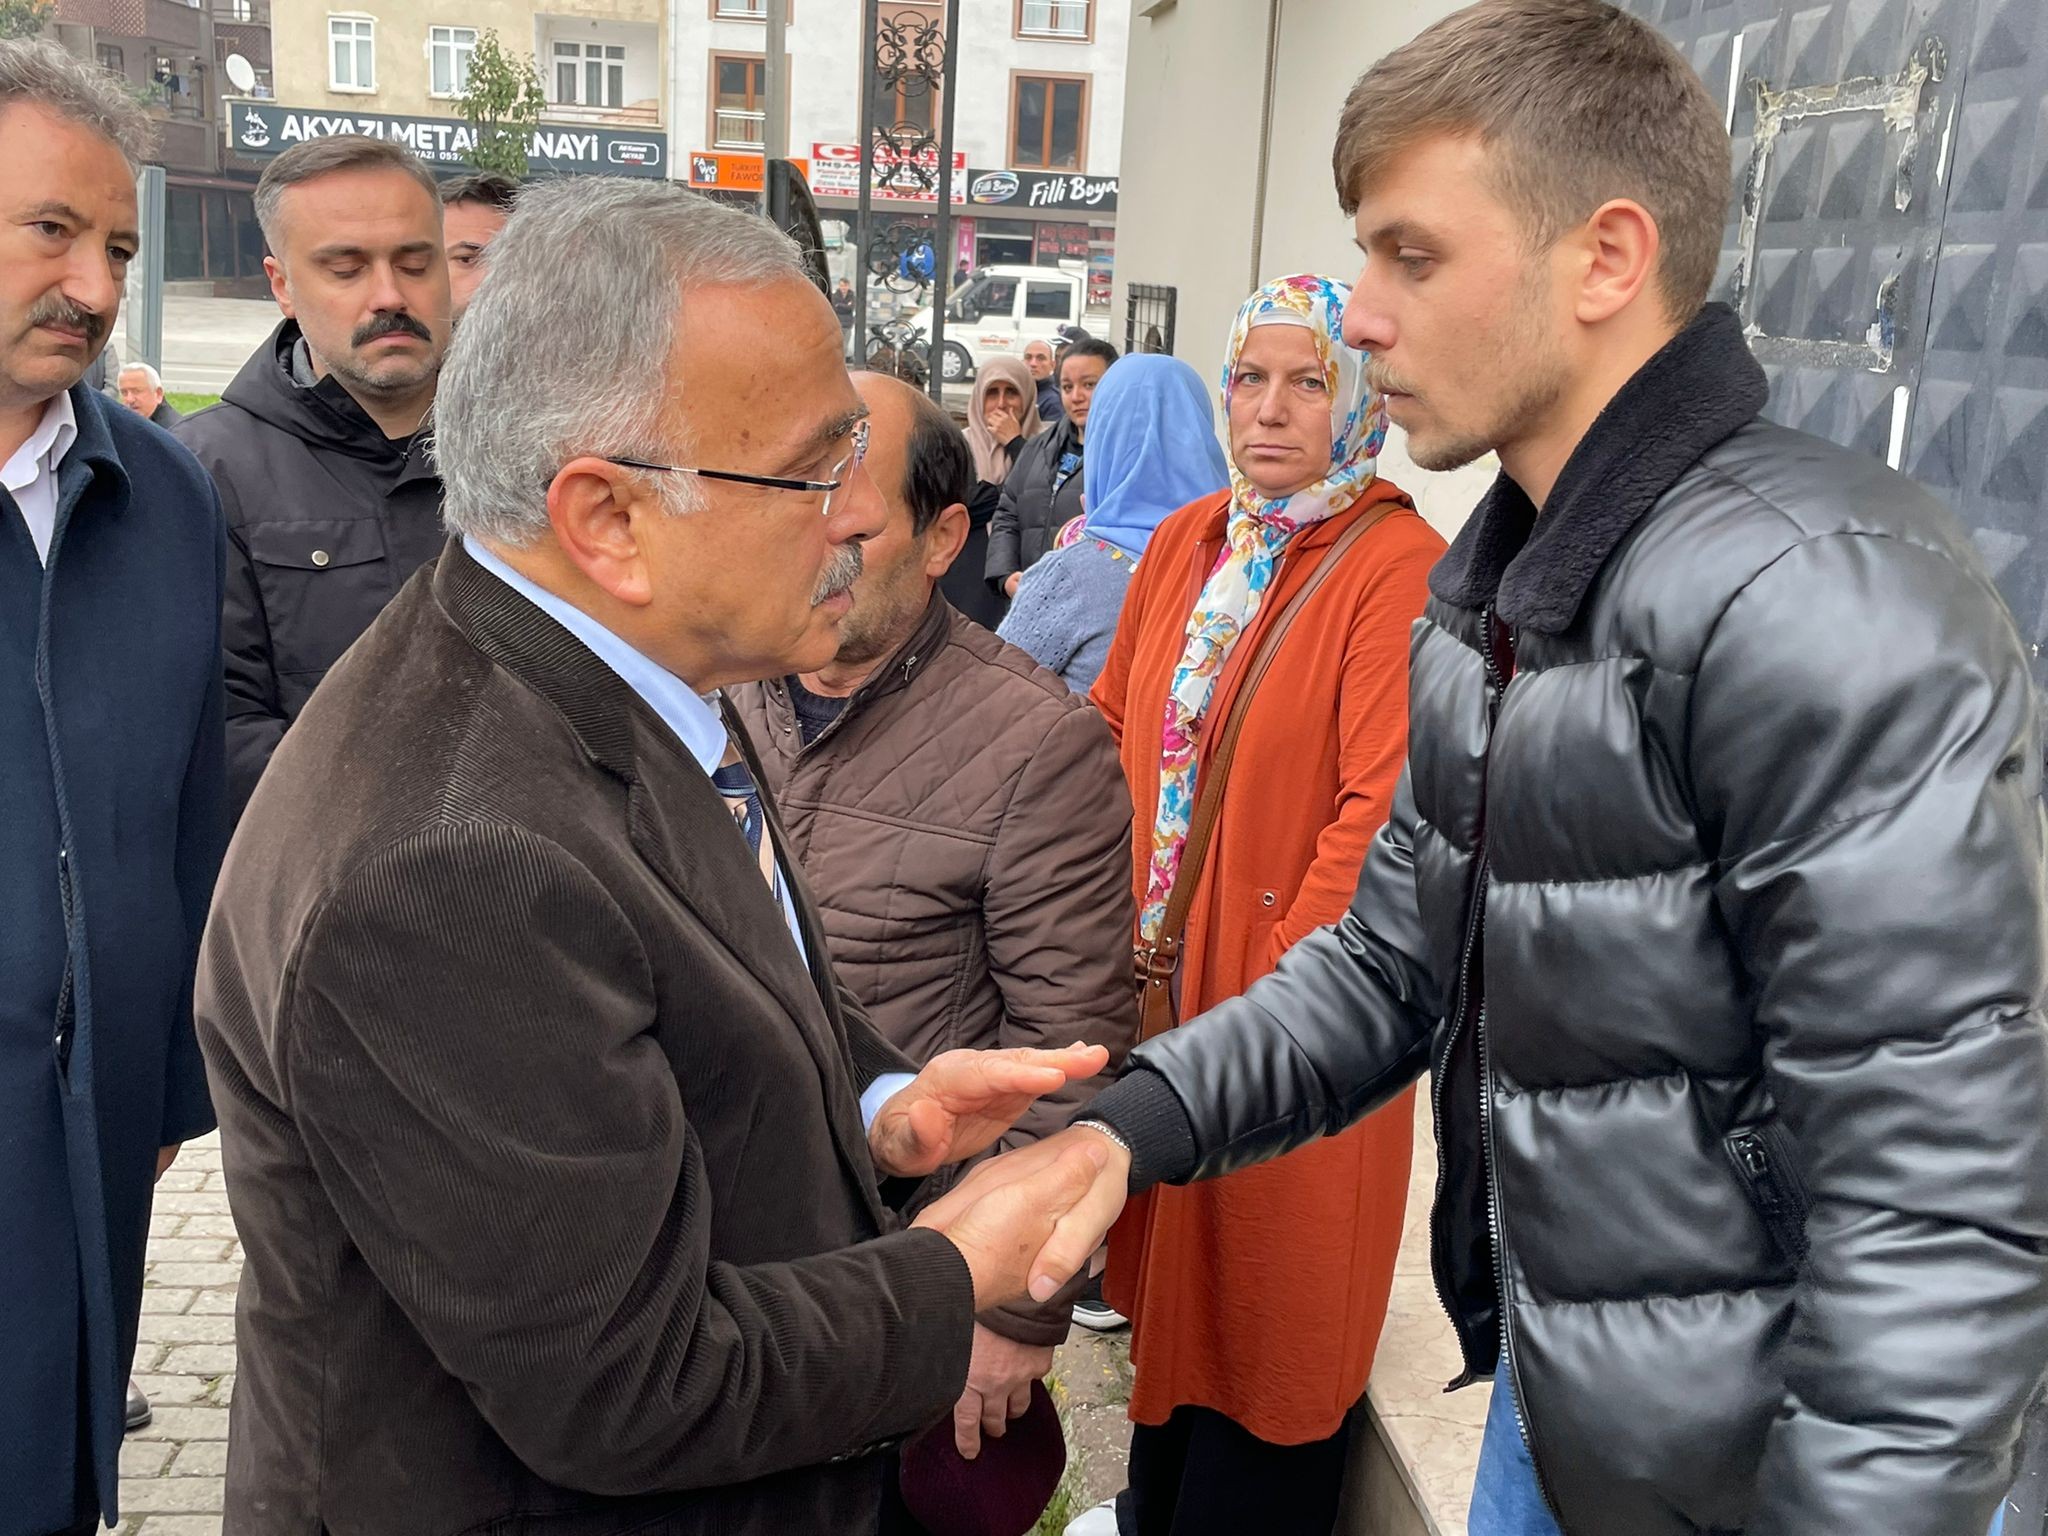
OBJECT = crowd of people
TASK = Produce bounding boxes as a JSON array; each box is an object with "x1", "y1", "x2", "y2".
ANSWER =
[{"x1": 4, "y1": 3, "x2": 2048, "y2": 1536}]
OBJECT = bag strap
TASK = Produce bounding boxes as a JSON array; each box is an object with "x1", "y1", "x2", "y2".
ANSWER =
[{"x1": 1150, "y1": 501, "x2": 1399, "y2": 970}]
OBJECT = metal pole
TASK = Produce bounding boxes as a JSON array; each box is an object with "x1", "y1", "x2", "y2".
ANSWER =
[
  {"x1": 763, "y1": 0, "x2": 788, "y2": 164},
  {"x1": 925, "y1": 0, "x2": 958, "y2": 404},
  {"x1": 130, "y1": 165, "x2": 167, "y2": 372},
  {"x1": 853, "y1": 0, "x2": 878, "y2": 364}
]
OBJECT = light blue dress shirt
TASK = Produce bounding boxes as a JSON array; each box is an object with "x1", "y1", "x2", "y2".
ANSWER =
[{"x1": 462, "y1": 538, "x2": 912, "y2": 1125}]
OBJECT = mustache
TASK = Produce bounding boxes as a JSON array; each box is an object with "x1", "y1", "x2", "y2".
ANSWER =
[
  {"x1": 351, "y1": 310, "x2": 433, "y2": 347},
  {"x1": 1364, "y1": 362, "x2": 1418, "y2": 400},
  {"x1": 26, "y1": 295, "x2": 108, "y2": 345},
  {"x1": 811, "y1": 542, "x2": 864, "y2": 605}
]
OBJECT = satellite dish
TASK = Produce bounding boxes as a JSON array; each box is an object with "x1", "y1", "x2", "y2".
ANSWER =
[{"x1": 224, "y1": 54, "x2": 256, "y2": 94}]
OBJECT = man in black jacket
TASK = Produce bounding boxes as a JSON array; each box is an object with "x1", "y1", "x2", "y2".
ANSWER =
[
  {"x1": 177, "y1": 134, "x2": 448, "y2": 817},
  {"x1": 944, "y1": 5, "x2": 2048, "y2": 1535}
]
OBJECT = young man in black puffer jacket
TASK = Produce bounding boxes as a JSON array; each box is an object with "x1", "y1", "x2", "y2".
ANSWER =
[{"x1": 933, "y1": 5, "x2": 2048, "y2": 1535}]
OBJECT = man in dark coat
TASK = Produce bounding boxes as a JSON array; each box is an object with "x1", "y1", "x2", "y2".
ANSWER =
[
  {"x1": 196, "y1": 176, "x2": 1111, "y2": 1536},
  {"x1": 176, "y1": 134, "x2": 448, "y2": 819},
  {"x1": 961, "y1": 5, "x2": 2048, "y2": 1536},
  {"x1": 116, "y1": 362, "x2": 180, "y2": 427},
  {"x1": 0, "y1": 42, "x2": 226, "y2": 1536}
]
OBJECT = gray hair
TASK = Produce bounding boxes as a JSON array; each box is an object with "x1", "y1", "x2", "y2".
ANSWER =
[
  {"x1": 0, "y1": 38, "x2": 155, "y2": 169},
  {"x1": 434, "y1": 177, "x2": 812, "y2": 547},
  {"x1": 119, "y1": 361, "x2": 162, "y2": 389},
  {"x1": 254, "y1": 134, "x2": 441, "y2": 253}
]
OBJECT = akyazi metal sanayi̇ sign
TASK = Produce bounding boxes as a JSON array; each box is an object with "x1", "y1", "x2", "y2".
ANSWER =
[{"x1": 228, "y1": 102, "x2": 666, "y2": 179}]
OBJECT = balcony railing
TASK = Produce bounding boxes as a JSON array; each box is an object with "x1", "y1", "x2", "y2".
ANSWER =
[
  {"x1": 542, "y1": 99, "x2": 663, "y2": 128},
  {"x1": 1018, "y1": 0, "x2": 1089, "y2": 37},
  {"x1": 713, "y1": 107, "x2": 765, "y2": 148}
]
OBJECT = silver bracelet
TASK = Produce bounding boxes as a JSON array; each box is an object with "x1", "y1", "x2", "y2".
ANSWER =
[{"x1": 1076, "y1": 1118, "x2": 1134, "y2": 1159}]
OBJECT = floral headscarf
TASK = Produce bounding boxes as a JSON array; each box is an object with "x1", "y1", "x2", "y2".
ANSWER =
[{"x1": 1139, "y1": 273, "x2": 1388, "y2": 941}]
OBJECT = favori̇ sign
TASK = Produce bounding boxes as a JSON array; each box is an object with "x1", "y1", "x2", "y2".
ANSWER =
[
  {"x1": 808, "y1": 141, "x2": 967, "y2": 203},
  {"x1": 230, "y1": 103, "x2": 667, "y2": 178}
]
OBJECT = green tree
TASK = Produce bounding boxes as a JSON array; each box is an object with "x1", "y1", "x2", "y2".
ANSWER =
[
  {"x1": 0, "y1": 0, "x2": 55, "y2": 40},
  {"x1": 453, "y1": 29, "x2": 545, "y2": 179}
]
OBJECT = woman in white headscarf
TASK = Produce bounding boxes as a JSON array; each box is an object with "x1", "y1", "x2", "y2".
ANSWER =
[{"x1": 946, "y1": 355, "x2": 1044, "y2": 628}]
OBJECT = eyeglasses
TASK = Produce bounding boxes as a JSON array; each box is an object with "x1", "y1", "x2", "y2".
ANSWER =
[{"x1": 605, "y1": 420, "x2": 870, "y2": 516}]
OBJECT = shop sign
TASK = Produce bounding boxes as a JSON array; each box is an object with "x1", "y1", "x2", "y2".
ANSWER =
[
  {"x1": 228, "y1": 102, "x2": 666, "y2": 178},
  {"x1": 966, "y1": 168, "x2": 1118, "y2": 214},
  {"x1": 686, "y1": 151, "x2": 809, "y2": 193},
  {"x1": 809, "y1": 141, "x2": 966, "y2": 203}
]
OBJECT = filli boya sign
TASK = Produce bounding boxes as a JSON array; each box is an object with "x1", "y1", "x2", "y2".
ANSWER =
[
  {"x1": 229, "y1": 103, "x2": 666, "y2": 178},
  {"x1": 966, "y1": 169, "x2": 1118, "y2": 214}
]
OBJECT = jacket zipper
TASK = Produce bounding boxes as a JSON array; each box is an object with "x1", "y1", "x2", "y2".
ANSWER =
[
  {"x1": 1471, "y1": 614, "x2": 1567, "y2": 1528},
  {"x1": 1727, "y1": 1128, "x2": 1810, "y2": 1264},
  {"x1": 1429, "y1": 602, "x2": 1504, "y2": 1389}
]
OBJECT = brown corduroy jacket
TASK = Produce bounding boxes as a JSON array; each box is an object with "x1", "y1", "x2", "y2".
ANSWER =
[
  {"x1": 194, "y1": 539, "x2": 975, "y2": 1536},
  {"x1": 730, "y1": 592, "x2": 1139, "y2": 1345}
]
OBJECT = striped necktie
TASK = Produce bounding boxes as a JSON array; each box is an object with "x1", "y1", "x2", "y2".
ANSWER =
[{"x1": 711, "y1": 749, "x2": 785, "y2": 908}]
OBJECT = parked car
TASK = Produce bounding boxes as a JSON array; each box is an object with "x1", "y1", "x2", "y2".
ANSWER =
[{"x1": 906, "y1": 264, "x2": 1086, "y2": 384}]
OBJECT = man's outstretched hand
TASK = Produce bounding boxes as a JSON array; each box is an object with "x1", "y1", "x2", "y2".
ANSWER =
[
  {"x1": 868, "y1": 1043, "x2": 1110, "y2": 1179},
  {"x1": 913, "y1": 1125, "x2": 1133, "y2": 1310}
]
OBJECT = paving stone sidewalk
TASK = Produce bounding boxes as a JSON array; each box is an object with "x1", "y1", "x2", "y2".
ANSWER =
[
  {"x1": 110, "y1": 1129, "x2": 234, "y2": 1535},
  {"x1": 111, "y1": 1131, "x2": 1132, "y2": 1536}
]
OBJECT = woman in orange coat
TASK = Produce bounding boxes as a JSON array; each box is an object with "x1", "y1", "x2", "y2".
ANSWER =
[{"x1": 1078, "y1": 274, "x2": 1444, "y2": 1536}]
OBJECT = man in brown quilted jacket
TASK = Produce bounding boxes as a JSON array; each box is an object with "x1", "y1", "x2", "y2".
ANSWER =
[{"x1": 730, "y1": 372, "x2": 1139, "y2": 1465}]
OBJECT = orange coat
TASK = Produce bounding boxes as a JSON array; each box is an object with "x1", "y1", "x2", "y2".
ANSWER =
[{"x1": 1090, "y1": 482, "x2": 1444, "y2": 1445}]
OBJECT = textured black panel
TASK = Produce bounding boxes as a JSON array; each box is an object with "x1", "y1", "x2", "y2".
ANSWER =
[{"x1": 1625, "y1": 0, "x2": 2048, "y2": 678}]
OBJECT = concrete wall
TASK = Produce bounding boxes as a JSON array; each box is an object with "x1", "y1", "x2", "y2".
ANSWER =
[
  {"x1": 1112, "y1": 0, "x2": 1495, "y2": 537},
  {"x1": 273, "y1": 1, "x2": 665, "y2": 123}
]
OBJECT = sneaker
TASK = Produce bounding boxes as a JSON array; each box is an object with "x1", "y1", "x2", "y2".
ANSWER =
[
  {"x1": 1070, "y1": 1273, "x2": 1128, "y2": 1333},
  {"x1": 1063, "y1": 1498, "x2": 1121, "y2": 1535},
  {"x1": 124, "y1": 1378, "x2": 151, "y2": 1433}
]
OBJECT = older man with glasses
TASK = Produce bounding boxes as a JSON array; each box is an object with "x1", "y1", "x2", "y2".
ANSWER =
[{"x1": 193, "y1": 178, "x2": 1115, "y2": 1536}]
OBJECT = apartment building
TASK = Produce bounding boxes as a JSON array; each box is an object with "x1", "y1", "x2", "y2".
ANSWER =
[
  {"x1": 674, "y1": 0, "x2": 1127, "y2": 308},
  {"x1": 42, "y1": 0, "x2": 277, "y2": 289},
  {"x1": 237, "y1": 0, "x2": 670, "y2": 182}
]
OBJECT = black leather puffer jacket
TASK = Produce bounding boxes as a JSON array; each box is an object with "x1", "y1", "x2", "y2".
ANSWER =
[{"x1": 1087, "y1": 305, "x2": 2048, "y2": 1536}]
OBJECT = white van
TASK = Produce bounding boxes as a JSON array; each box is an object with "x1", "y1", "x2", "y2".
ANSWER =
[{"x1": 908, "y1": 265, "x2": 1086, "y2": 384}]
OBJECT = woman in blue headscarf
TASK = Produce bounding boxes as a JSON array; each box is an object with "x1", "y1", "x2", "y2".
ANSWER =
[{"x1": 997, "y1": 354, "x2": 1228, "y2": 691}]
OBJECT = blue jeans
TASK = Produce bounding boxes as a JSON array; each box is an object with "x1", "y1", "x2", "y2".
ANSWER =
[
  {"x1": 1469, "y1": 1359, "x2": 1563, "y2": 1536},
  {"x1": 1468, "y1": 1358, "x2": 2009, "y2": 1535}
]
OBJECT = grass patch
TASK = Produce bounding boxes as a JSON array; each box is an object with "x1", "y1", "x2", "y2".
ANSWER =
[
  {"x1": 167, "y1": 392, "x2": 221, "y2": 416},
  {"x1": 1032, "y1": 1371, "x2": 1091, "y2": 1535}
]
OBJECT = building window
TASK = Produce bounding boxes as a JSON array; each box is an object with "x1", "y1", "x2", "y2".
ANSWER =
[
  {"x1": 1011, "y1": 74, "x2": 1086, "y2": 170},
  {"x1": 1017, "y1": 0, "x2": 1090, "y2": 39},
  {"x1": 429, "y1": 26, "x2": 477, "y2": 97},
  {"x1": 553, "y1": 40, "x2": 626, "y2": 109},
  {"x1": 713, "y1": 0, "x2": 767, "y2": 14},
  {"x1": 96, "y1": 44, "x2": 124, "y2": 75},
  {"x1": 328, "y1": 15, "x2": 375, "y2": 92},
  {"x1": 228, "y1": 0, "x2": 253, "y2": 19},
  {"x1": 712, "y1": 54, "x2": 766, "y2": 147}
]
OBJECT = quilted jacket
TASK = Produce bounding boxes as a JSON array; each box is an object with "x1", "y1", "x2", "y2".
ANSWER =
[{"x1": 1085, "y1": 303, "x2": 2048, "y2": 1536}]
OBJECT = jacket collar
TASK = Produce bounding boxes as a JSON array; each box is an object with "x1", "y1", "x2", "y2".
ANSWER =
[
  {"x1": 433, "y1": 536, "x2": 640, "y2": 780},
  {"x1": 227, "y1": 319, "x2": 439, "y2": 485},
  {"x1": 1428, "y1": 302, "x2": 1767, "y2": 633},
  {"x1": 765, "y1": 588, "x2": 954, "y2": 757},
  {"x1": 50, "y1": 383, "x2": 132, "y2": 530}
]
